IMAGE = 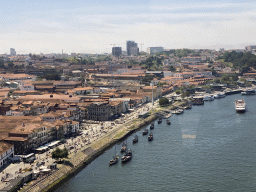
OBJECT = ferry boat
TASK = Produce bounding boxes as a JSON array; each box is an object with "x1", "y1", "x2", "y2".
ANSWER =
[
  {"x1": 235, "y1": 99, "x2": 246, "y2": 113},
  {"x1": 121, "y1": 149, "x2": 132, "y2": 163},
  {"x1": 150, "y1": 123, "x2": 154, "y2": 129},
  {"x1": 148, "y1": 132, "x2": 153, "y2": 141},
  {"x1": 133, "y1": 135, "x2": 138, "y2": 143}
]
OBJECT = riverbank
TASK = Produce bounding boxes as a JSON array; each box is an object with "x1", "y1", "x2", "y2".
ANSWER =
[{"x1": 21, "y1": 104, "x2": 162, "y2": 192}]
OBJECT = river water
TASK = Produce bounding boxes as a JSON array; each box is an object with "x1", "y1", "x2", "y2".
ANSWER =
[{"x1": 56, "y1": 94, "x2": 256, "y2": 192}]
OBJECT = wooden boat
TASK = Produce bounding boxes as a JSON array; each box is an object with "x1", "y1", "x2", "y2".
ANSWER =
[
  {"x1": 133, "y1": 135, "x2": 138, "y2": 143},
  {"x1": 109, "y1": 146, "x2": 119, "y2": 165},
  {"x1": 148, "y1": 132, "x2": 153, "y2": 141},
  {"x1": 120, "y1": 142, "x2": 127, "y2": 153},
  {"x1": 121, "y1": 149, "x2": 132, "y2": 163},
  {"x1": 150, "y1": 123, "x2": 154, "y2": 129},
  {"x1": 157, "y1": 118, "x2": 162, "y2": 124},
  {"x1": 142, "y1": 128, "x2": 148, "y2": 135},
  {"x1": 167, "y1": 120, "x2": 171, "y2": 125},
  {"x1": 109, "y1": 155, "x2": 119, "y2": 165}
]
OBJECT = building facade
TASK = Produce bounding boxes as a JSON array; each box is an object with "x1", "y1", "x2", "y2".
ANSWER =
[
  {"x1": 112, "y1": 47, "x2": 122, "y2": 57},
  {"x1": 126, "y1": 41, "x2": 138, "y2": 56}
]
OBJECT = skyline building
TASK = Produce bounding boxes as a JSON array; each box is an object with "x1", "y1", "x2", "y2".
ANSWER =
[
  {"x1": 126, "y1": 41, "x2": 138, "y2": 56},
  {"x1": 147, "y1": 47, "x2": 164, "y2": 55},
  {"x1": 112, "y1": 47, "x2": 122, "y2": 57},
  {"x1": 10, "y1": 48, "x2": 16, "y2": 56}
]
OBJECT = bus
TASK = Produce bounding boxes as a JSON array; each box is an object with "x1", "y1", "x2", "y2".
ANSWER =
[{"x1": 22, "y1": 153, "x2": 35, "y2": 163}]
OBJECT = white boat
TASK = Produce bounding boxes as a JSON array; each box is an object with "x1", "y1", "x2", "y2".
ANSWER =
[
  {"x1": 241, "y1": 89, "x2": 255, "y2": 95},
  {"x1": 235, "y1": 99, "x2": 246, "y2": 113},
  {"x1": 203, "y1": 95, "x2": 214, "y2": 101},
  {"x1": 214, "y1": 92, "x2": 226, "y2": 99}
]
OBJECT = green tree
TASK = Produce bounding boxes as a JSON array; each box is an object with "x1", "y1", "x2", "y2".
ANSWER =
[
  {"x1": 52, "y1": 147, "x2": 69, "y2": 161},
  {"x1": 0, "y1": 58, "x2": 5, "y2": 68},
  {"x1": 159, "y1": 97, "x2": 169, "y2": 106},
  {"x1": 8, "y1": 62, "x2": 14, "y2": 68},
  {"x1": 169, "y1": 65, "x2": 176, "y2": 72},
  {"x1": 175, "y1": 90, "x2": 182, "y2": 94},
  {"x1": 181, "y1": 91, "x2": 190, "y2": 98}
]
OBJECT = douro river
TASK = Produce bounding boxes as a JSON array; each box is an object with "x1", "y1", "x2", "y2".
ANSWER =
[{"x1": 57, "y1": 94, "x2": 256, "y2": 192}]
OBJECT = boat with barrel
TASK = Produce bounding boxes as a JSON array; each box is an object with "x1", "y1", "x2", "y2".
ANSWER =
[
  {"x1": 133, "y1": 135, "x2": 138, "y2": 143},
  {"x1": 166, "y1": 120, "x2": 171, "y2": 125},
  {"x1": 120, "y1": 141, "x2": 127, "y2": 153},
  {"x1": 121, "y1": 149, "x2": 132, "y2": 163},
  {"x1": 150, "y1": 123, "x2": 154, "y2": 129},
  {"x1": 158, "y1": 118, "x2": 162, "y2": 124},
  {"x1": 109, "y1": 154, "x2": 119, "y2": 165},
  {"x1": 142, "y1": 128, "x2": 148, "y2": 135},
  {"x1": 235, "y1": 99, "x2": 246, "y2": 113},
  {"x1": 109, "y1": 146, "x2": 119, "y2": 166},
  {"x1": 148, "y1": 132, "x2": 153, "y2": 141}
]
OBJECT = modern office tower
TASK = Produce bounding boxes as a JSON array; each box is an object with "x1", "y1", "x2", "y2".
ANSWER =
[
  {"x1": 130, "y1": 47, "x2": 139, "y2": 56},
  {"x1": 10, "y1": 48, "x2": 16, "y2": 56},
  {"x1": 147, "y1": 47, "x2": 164, "y2": 55},
  {"x1": 126, "y1": 41, "x2": 138, "y2": 56},
  {"x1": 112, "y1": 47, "x2": 122, "y2": 57}
]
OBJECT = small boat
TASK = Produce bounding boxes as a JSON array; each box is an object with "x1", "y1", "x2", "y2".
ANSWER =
[
  {"x1": 166, "y1": 120, "x2": 171, "y2": 125},
  {"x1": 133, "y1": 135, "x2": 138, "y2": 143},
  {"x1": 150, "y1": 123, "x2": 154, "y2": 129},
  {"x1": 148, "y1": 132, "x2": 153, "y2": 141},
  {"x1": 174, "y1": 108, "x2": 183, "y2": 115},
  {"x1": 120, "y1": 142, "x2": 127, "y2": 153},
  {"x1": 109, "y1": 155, "x2": 119, "y2": 165},
  {"x1": 185, "y1": 105, "x2": 192, "y2": 110},
  {"x1": 158, "y1": 118, "x2": 162, "y2": 124},
  {"x1": 142, "y1": 128, "x2": 148, "y2": 135},
  {"x1": 121, "y1": 149, "x2": 132, "y2": 163},
  {"x1": 203, "y1": 95, "x2": 214, "y2": 101}
]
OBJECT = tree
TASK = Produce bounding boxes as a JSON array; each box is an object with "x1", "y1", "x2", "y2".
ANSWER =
[
  {"x1": 169, "y1": 65, "x2": 176, "y2": 72},
  {"x1": 52, "y1": 147, "x2": 69, "y2": 161},
  {"x1": 181, "y1": 91, "x2": 190, "y2": 98},
  {"x1": 175, "y1": 90, "x2": 182, "y2": 94},
  {"x1": 8, "y1": 62, "x2": 14, "y2": 68},
  {"x1": 159, "y1": 97, "x2": 169, "y2": 106},
  {"x1": 0, "y1": 58, "x2": 5, "y2": 68}
]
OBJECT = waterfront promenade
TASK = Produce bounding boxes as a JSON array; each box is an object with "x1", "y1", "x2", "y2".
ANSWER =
[{"x1": 20, "y1": 102, "x2": 160, "y2": 192}]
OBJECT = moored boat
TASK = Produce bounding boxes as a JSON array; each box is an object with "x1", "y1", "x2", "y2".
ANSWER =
[
  {"x1": 148, "y1": 132, "x2": 153, "y2": 141},
  {"x1": 150, "y1": 123, "x2": 154, "y2": 129},
  {"x1": 121, "y1": 149, "x2": 132, "y2": 163},
  {"x1": 167, "y1": 120, "x2": 171, "y2": 125},
  {"x1": 241, "y1": 89, "x2": 255, "y2": 95},
  {"x1": 158, "y1": 118, "x2": 162, "y2": 124},
  {"x1": 235, "y1": 99, "x2": 246, "y2": 113},
  {"x1": 120, "y1": 142, "x2": 127, "y2": 153},
  {"x1": 109, "y1": 155, "x2": 119, "y2": 166},
  {"x1": 142, "y1": 128, "x2": 148, "y2": 135},
  {"x1": 133, "y1": 135, "x2": 138, "y2": 143}
]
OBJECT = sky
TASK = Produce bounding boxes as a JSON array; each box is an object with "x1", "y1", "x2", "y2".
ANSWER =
[{"x1": 0, "y1": 0, "x2": 256, "y2": 54}]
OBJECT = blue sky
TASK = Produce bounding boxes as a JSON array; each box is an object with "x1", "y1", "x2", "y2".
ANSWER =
[{"x1": 0, "y1": 0, "x2": 255, "y2": 54}]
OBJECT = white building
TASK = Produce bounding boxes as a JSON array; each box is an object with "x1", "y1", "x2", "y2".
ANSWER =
[
  {"x1": 0, "y1": 142, "x2": 14, "y2": 167},
  {"x1": 147, "y1": 47, "x2": 164, "y2": 55}
]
